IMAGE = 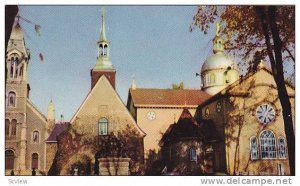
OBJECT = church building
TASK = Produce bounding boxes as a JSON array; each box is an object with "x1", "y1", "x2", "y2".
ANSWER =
[
  {"x1": 194, "y1": 28, "x2": 295, "y2": 176},
  {"x1": 47, "y1": 10, "x2": 146, "y2": 176},
  {"x1": 5, "y1": 8, "x2": 294, "y2": 176},
  {"x1": 5, "y1": 20, "x2": 55, "y2": 175},
  {"x1": 127, "y1": 87, "x2": 210, "y2": 159}
]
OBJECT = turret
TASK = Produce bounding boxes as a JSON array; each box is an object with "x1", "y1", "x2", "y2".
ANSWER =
[{"x1": 200, "y1": 23, "x2": 239, "y2": 95}]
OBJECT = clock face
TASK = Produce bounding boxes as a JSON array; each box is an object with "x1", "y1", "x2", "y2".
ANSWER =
[
  {"x1": 256, "y1": 103, "x2": 276, "y2": 125},
  {"x1": 147, "y1": 111, "x2": 156, "y2": 120}
]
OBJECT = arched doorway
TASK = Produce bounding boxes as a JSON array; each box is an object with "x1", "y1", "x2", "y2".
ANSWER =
[
  {"x1": 31, "y1": 153, "x2": 39, "y2": 169},
  {"x1": 5, "y1": 150, "x2": 14, "y2": 170}
]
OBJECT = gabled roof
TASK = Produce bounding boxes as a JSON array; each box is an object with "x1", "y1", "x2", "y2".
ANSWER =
[
  {"x1": 26, "y1": 99, "x2": 47, "y2": 122},
  {"x1": 46, "y1": 122, "x2": 70, "y2": 142},
  {"x1": 160, "y1": 108, "x2": 203, "y2": 146},
  {"x1": 70, "y1": 75, "x2": 145, "y2": 137},
  {"x1": 128, "y1": 88, "x2": 211, "y2": 108}
]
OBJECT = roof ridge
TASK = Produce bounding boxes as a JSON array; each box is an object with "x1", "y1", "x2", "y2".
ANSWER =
[{"x1": 26, "y1": 99, "x2": 47, "y2": 121}]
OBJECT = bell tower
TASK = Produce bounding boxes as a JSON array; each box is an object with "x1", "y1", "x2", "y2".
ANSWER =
[
  {"x1": 5, "y1": 16, "x2": 30, "y2": 172},
  {"x1": 91, "y1": 7, "x2": 116, "y2": 89}
]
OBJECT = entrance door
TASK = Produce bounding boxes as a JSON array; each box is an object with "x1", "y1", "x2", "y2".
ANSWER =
[
  {"x1": 31, "y1": 153, "x2": 39, "y2": 169},
  {"x1": 5, "y1": 150, "x2": 14, "y2": 169}
]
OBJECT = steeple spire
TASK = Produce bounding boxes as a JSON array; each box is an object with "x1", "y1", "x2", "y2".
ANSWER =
[
  {"x1": 95, "y1": 7, "x2": 113, "y2": 70},
  {"x1": 100, "y1": 7, "x2": 107, "y2": 42},
  {"x1": 91, "y1": 7, "x2": 116, "y2": 89},
  {"x1": 131, "y1": 75, "x2": 137, "y2": 90},
  {"x1": 47, "y1": 99, "x2": 55, "y2": 121}
]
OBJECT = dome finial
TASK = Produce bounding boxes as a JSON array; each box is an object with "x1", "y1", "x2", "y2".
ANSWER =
[
  {"x1": 258, "y1": 60, "x2": 265, "y2": 70},
  {"x1": 216, "y1": 22, "x2": 221, "y2": 37},
  {"x1": 213, "y1": 22, "x2": 224, "y2": 54}
]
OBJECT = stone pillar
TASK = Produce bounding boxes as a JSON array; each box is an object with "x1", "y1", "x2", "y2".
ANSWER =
[
  {"x1": 23, "y1": 61, "x2": 27, "y2": 82},
  {"x1": 99, "y1": 158, "x2": 130, "y2": 176},
  {"x1": 19, "y1": 126, "x2": 27, "y2": 171},
  {"x1": 19, "y1": 113, "x2": 27, "y2": 172}
]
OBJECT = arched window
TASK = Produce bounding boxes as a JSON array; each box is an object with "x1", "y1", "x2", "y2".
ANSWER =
[
  {"x1": 32, "y1": 131, "x2": 39, "y2": 143},
  {"x1": 278, "y1": 137, "x2": 287, "y2": 159},
  {"x1": 98, "y1": 118, "x2": 108, "y2": 135},
  {"x1": 31, "y1": 153, "x2": 39, "y2": 169},
  {"x1": 250, "y1": 136, "x2": 259, "y2": 160},
  {"x1": 104, "y1": 44, "x2": 108, "y2": 56},
  {"x1": 11, "y1": 119, "x2": 17, "y2": 136},
  {"x1": 5, "y1": 119, "x2": 10, "y2": 136},
  {"x1": 10, "y1": 58, "x2": 19, "y2": 79},
  {"x1": 260, "y1": 130, "x2": 276, "y2": 159},
  {"x1": 190, "y1": 148, "x2": 197, "y2": 161},
  {"x1": 5, "y1": 150, "x2": 14, "y2": 170},
  {"x1": 99, "y1": 44, "x2": 104, "y2": 56},
  {"x1": 8, "y1": 91, "x2": 16, "y2": 107}
]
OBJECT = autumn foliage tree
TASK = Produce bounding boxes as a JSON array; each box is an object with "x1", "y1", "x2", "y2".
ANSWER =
[{"x1": 191, "y1": 5, "x2": 295, "y2": 175}]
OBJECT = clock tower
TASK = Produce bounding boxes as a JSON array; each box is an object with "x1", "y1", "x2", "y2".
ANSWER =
[{"x1": 91, "y1": 8, "x2": 116, "y2": 89}]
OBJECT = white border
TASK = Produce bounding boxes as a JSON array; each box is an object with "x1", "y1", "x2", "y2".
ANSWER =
[{"x1": 1, "y1": 1, "x2": 299, "y2": 186}]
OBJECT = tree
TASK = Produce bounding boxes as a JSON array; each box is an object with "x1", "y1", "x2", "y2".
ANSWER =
[
  {"x1": 191, "y1": 5, "x2": 295, "y2": 175},
  {"x1": 171, "y1": 81, "x2": 184, "y2": 90},
  {"x1": 5, "y1": 5, "x2": 18, "y2": 82}
]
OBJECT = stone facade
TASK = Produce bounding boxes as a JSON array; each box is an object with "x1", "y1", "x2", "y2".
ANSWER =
[
  {"x1": 5, "y1": 22, "x2": 52, "y2": 175},
  {"x1": 50, "y1": 77, "x2": 145, "y2": 175},
  {"x1": 195, "y1": 67, "x2": 295, "y2": 175}
]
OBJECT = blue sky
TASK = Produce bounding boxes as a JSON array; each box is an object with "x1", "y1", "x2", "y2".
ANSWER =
[{"x1": 18, "y1": 6, "x2": 216, "y2": 121}]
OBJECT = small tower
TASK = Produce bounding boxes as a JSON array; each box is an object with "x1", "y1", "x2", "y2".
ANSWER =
[
  {"x1": 131, "y1": 75, "x2": 137, "y2": 90},
  {"x1": 200, "y1": 23, "x2": 239, "y2": 95},
  {"x1": 91, "y1": 7, "x2": 116, "y2": 89},
  {"x1": 5, "y1": 17, "x2": 31, "y2": 172},
  {"x1": 47, "y1": 100, "x2": 55, "y2": 121},
  {"x1": 46, "y1": 100, "x2": 55, "y2": 139}
]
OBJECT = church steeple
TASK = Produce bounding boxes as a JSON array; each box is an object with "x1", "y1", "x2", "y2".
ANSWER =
[
  {"x1": 95, "y1": 7, "x2": 113, "y2": 70},
  {"x1": 6, "y1": 17, "x2": 30, "y2": 83},
  {"x1": 91, "y1": 7, "x2": 116, "y2": 89}
]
